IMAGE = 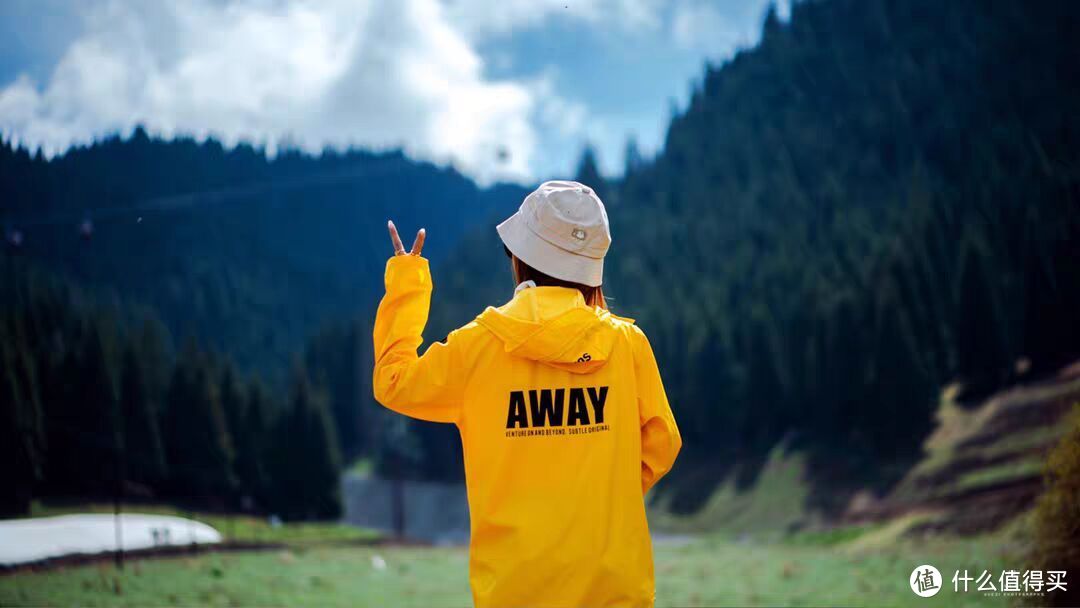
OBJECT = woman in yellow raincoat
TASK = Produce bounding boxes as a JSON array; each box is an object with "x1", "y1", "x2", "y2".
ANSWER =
[{"x1": 374, "y1": 180, "x2": 682, "y2": 607}]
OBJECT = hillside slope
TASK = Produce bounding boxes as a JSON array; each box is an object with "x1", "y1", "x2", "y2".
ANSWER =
[
  {"x1": 435, "y1": 0, "x2": 1080, "y2": 499},
  {"x1": 846, "y1": 363, "x2": 1080, "y2": 534},
  {"x1": 0, "y1": 131, "x2": 527, "y2": 373},
  {"x1": 649, "y1": 362, "x2": 1079, "y2": 537}
]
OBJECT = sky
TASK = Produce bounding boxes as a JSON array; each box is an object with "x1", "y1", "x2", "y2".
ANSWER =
[{"x1": 0, "y1": 0, "x2": 788, "y2": 185}]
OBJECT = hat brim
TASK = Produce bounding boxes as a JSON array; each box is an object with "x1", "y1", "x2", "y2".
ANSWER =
[{"x1": 497, "y1": 211, "x2": 604, "y2": 287}]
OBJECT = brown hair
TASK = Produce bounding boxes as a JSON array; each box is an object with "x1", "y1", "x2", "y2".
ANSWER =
[{"x1": 505, "y1": 245, "x2": 606, "y2": 309}]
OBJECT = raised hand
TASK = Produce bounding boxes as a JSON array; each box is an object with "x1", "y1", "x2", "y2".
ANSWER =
[{"x1": 387, "y1": 220, "x2": 426, "y2": 256}]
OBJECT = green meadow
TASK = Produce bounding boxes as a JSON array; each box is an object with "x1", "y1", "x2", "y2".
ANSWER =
[{"x1": 0, "y1": 528, "x2": 1022, "y2": 607}]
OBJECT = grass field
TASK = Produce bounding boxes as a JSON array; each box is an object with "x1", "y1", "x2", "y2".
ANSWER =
[{"x1": 0, "y1": 529, "x2": 1023, "y2": 607}]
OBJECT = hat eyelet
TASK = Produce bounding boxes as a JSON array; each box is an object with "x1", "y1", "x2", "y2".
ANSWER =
[{"x1": 571, "y1": 228, "x2": 587, "y2": 241}]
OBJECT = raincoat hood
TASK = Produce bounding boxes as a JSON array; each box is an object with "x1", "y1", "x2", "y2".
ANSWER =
[{"x1": 475, "y1": 285, "x2": 632, "y2": 374}]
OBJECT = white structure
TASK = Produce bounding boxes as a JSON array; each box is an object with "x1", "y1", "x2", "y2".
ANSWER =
[{"x1": 0, "y1": 514, "x2": 222, "y2": 566}]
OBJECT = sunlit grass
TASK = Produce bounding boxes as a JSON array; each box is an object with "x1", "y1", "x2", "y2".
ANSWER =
[
  {"x1": 1, "y1": 531, "x2": 1021, "y2": 607},
  {"x1": 649, "y1": 445, "x2": 816, "y2": 539},
  {"x1": 0, "y1": 546, "x2": 470, "y2": 608}
]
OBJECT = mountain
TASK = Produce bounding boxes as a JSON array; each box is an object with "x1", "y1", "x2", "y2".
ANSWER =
[
  {"x1": 3, "y1": 0, "x2": 1078, "y2": 521},
  {"x1": 0, "y1": 130, "x2": 528, "y2": 373}
]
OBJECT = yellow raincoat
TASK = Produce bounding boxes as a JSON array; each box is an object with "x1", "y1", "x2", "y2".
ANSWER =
[{"x1": 373, "y1": 255, "x2": 682, "y2": 607}]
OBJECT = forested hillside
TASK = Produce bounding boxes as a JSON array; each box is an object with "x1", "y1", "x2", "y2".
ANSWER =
[
  {"x1": 0, "y1": 131, "x2": 525, "y2": 373},
  {"x1": 0, "y1": 133, "x2": 525, "y2": 517},
  {"x1": 427, "y1": 0, "x2": 1080, "y2": 510},
  {"x1": 0, "y1": 260, "x2": 343, "y2": 519}
]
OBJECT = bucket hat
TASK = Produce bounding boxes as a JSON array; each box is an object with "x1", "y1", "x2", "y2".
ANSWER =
[{"x1": 496, "y1": 180, "x2": 610, "y2": 287}]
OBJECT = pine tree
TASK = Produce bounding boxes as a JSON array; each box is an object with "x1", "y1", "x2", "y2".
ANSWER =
[
  {"x1": 870, "y1": 282, "x2": 933, "y2": 460},
  {"x1": 0, "y1": 314, "x2": 46, "y2": 517},
  {"x1": 136, "y1": 318, "x2": 172, "y2": 406},
  {"x1": 118, "y1": 342, "x2": 167, "y2": 490},
  {"x1": 954, "y1": 239, "x2": 1008, "y2": 399},
  {"x1": 235, "y1": 380, "x2": 271, "y2": 511},
  {"x1": 218, "y1": 360, "x2": 247, "y2": 506},
  {"x1": 742, "y1": 311, "x2": 790, "y2": 454},
  {"x1": 817, "y1": 293, "x2": 870, "y2": 447},
  {"x1": 266, "y1": 363, "x2": 343, "y2": 520},
  {"x1": 162, "y1": 340, "x2": 236, "y2": 505},
  {"x1": 574, "y1": 145, "x2": 611, "y2": 203},
  {"x1": 623, "y1": 136, "x2": 644, "y2": 174},
  {"x1": 762, "y1": 3, "x2": 783, "y2": 41},
  {"x1": 51, "y1": 321, "x2": 122, "y2": 496},
  {"x1": 305, "y1": 323, "x2": 364, "y2": 458}
]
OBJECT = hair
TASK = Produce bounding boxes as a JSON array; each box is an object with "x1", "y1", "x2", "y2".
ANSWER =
[{"x1": 505, "y1": 245, "x2": 607, "y2": 309}]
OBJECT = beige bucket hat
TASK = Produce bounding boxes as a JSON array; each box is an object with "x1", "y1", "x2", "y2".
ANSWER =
[{"x1": 496, "y1": 180, "x2": 611, "y2": 287}]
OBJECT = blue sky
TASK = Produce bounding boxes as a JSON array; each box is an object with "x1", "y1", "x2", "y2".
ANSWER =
[{"x1": 0, "y1": 0, "x2": 786, "y2": 184}]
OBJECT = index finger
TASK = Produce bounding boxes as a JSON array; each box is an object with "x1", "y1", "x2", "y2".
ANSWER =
[{"x1": 387, "y1": 220, "x2": 406, "y2": 255}]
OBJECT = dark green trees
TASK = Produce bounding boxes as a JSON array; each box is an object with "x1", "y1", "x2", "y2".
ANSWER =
[
  {"x1": 0, "y1": 314, "x2": 45, "y2": 517},
  {"x1": 954, "y1": 239, "x2": 1008, "y2": 399},
  {"x1": 870, "y1": 284, "x2": 932, "y2": 459},
  {"x1": 162, "y1": 342, "x2": 235, "y2": 505},
  {"x1": 575, "y1": 145, "x2": 612, "y2": 204},
  {"x1": 265, "y1": 364, "x2": 343, "y2": 520},
  {"x1": 304, "y1": 323, "x2": 366, "y2": 460},
  {"x1": 49, "y1": 322, "x2": 121, "y2": 495},
  {"x1": 233, "y1": 380, "x2": 271, "y2": 510},
  {"x1": 0, "y1": 260, "x2": 348, "y2": 519},
  {"x1": 0, "y1": 132, "x2": 527, "y2": 375},
  {"x1": 119, "y1": 343, "x2": 167, "y2": 489}
]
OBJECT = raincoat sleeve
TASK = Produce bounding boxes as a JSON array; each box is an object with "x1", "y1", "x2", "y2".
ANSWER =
[
  {"x1": 634, "y1": 329, "x2": 682, "y2": 494},
  {"x1": 372, "y1": 255, "x2": 464, "y2": 424}
]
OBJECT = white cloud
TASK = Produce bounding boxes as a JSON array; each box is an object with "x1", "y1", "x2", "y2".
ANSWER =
[
  {"x1": 0, "y1": 0, "x2": 587, "y2": 184},
  {"x1": 671, "y1": 0, "x2": 790, "y2": 59},
  {"x1": 529, "y1": 69, "x2": 587, "y2": 138},
  {"x1": 671, "y1": 2, "x2": 744, "y2": 58},
  {"x1": 443, "y1": 0, "x2": 663, "y2": 39},
  {"x1": 0, "y1": 0, "x2": 782, "y2": 183}
]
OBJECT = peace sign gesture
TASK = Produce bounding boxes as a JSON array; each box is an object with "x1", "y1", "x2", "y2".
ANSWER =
[{"x1": 387, "y1": 220, "x2": 426, "y2": 256}]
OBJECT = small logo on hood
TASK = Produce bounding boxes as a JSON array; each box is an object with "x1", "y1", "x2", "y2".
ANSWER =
[{"x1": 571, "y1": 228, "x2": 587, "y2": 241}]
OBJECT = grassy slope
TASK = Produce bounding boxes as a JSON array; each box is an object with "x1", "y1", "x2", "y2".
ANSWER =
[
  {"x1": 649, "y1": 445, "x2": 816, "y2": 539},
  {"x1": 892, "y1": 377, "x2": 1080, "y2": 503},
  {"x1": 0, "y1": 532, "x2": 1017, "y2": 607},
  {"x1": 858, "y1": 374, "x2": 1080, "y2": 533},
  {"x1": 651, "y1": 371, "x2": 1080, "y2": 538}
]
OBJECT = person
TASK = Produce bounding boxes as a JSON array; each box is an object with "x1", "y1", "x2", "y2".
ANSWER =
[{"x1": 373, "y1": 180, "x2": 682, "y2": 607}]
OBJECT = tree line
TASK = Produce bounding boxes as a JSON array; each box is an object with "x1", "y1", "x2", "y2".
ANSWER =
[{"x1": 0, "y1": 259, "x2": 342, "y2": 519}]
